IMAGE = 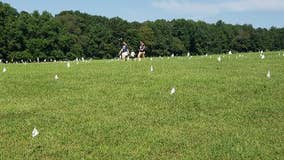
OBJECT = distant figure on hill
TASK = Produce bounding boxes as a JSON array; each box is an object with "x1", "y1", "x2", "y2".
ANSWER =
[
  {"x1": 119, "y1": 41, "x2": 129, "y2": 60},
  {"x1": 138, "y1": 41, "x2": 146, "y2": 60}
]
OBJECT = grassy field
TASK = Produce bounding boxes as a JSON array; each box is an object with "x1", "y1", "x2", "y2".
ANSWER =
[{"x1": 0, "y1": 52, "x2": 283, "y2": 159}]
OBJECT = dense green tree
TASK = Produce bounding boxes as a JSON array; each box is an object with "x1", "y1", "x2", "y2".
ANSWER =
[{"x1": 0, "y1": 2, "x2": 283, "y2": 62}]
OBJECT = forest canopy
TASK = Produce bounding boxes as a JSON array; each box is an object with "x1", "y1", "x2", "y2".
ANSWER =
[{"x1": 1, "y1": 2, "x2": 283, "y2": 61}]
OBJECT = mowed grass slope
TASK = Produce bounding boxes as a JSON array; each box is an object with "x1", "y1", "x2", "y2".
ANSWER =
[{"x1": 0, "y1": 52, "x2": 283, "y2": 159}]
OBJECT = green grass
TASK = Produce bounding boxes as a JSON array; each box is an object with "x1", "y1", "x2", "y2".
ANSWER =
[{"x1": 0, "y1": 52, "x2": 283, "y2": 159}]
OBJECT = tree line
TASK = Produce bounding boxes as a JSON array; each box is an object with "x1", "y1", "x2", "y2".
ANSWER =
[{"x1": 1, "y1": 2, "x2": 284, "y2": 62}]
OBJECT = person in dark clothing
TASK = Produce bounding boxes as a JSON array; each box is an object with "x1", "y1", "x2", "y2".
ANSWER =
[
  {"x1": 119, "y1": 41, "x2": 129, "y2": 60},
  {"x1": 138, "y1": 41, "x2": 146, "y2": 59}
]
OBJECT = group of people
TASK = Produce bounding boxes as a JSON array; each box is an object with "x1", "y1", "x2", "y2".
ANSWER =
[{"x1": 119, "y1": 41, "x2": 146, "y2": 60}]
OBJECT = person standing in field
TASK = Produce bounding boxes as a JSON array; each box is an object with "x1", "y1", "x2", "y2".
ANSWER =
[
  {"x1": 119, "y1": 41, "x2": 129, "y2": 60},
  {"x1": 138, "y1": 41, "x2": 146, "y2": 59}
]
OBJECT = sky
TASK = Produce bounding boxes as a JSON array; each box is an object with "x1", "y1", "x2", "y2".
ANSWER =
[{"x1": 2, "y1": 0, "x2": 284, "y2": 28}]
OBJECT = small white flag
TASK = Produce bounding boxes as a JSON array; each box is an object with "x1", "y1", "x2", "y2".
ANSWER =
[
  {"x1": 267, "y1": 70, "x2": 271, "y2": 79},
  {"x1": 67, "y1": 62, "x2": 70, "y2": 68},
  {"x1": 54, "y1": 75, "x2": 59, "y2": 80},
  {"x1": 217, "y1": 56, "x2": 221, "y2": 62},
  {"x1": 261, "y1": 55, "x2": 265, "y2": 60},
  {"x1": 32, "y1": 128, "x2": 39, "y2": 138},
  {"x1": 170, "y1": 88, "x2": 176, "y2": 95},
  {"x1": 150, "y1": 65, "x2": 154, "y2": 72},
  {"x1": 3, "y1": 67, "x2": 7, "y2": 73}
]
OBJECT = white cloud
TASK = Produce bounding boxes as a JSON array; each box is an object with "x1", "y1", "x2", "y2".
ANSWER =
[{"x1": 152, "y1": 0, "x2": 284, "y2": 15}]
